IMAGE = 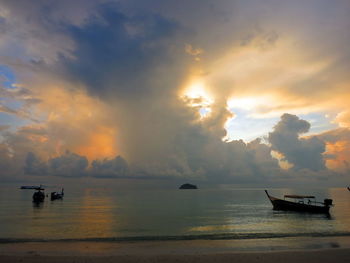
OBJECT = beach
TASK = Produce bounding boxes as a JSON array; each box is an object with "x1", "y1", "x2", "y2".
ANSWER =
[
  {"x1": 1, "y1": 237, "x2": 350, "y2": 263},
  {"x1": 1, "y1": 249, "x2": 350, "y2": 263}
]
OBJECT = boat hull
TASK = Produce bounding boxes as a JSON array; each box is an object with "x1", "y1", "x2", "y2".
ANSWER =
[
  {"x1": 270, "y1": 198, "x2": 330, "y2": 213},
  {"x1": 265, "y1": 190, "x2": 330, "y2": 214},
  {"x1": 33, "y1": 191, "x2": 45, "y2": 202},
  {"x1": 51, "y1": 192, "x2": 63, "y2": 200}
]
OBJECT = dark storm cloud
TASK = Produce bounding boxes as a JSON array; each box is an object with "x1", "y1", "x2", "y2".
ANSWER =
[
  {"x1": 91, "y1": 155, "x2": 129, "y2": 178},
  {"x1": 24, "y1": 151, "x2": 130, "y2": 179},
  {"x1": 24, "y1": 152, "x2": 48, "y2": 176},
  {"x1": 269, "y1": 114, "x2": 326, "y2": 171},
  {"x1": 60, "y1": 2, "x2": 186, "y2": 99},
  {"x1": 49, "y1": 151, "x2": 88, "y2": 177}
]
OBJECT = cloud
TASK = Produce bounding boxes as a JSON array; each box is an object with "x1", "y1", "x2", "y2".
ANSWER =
[
  {"x1": 91, "y1": 155, "x2": 129, "y2": 178},
  {"x1": 0, "y1": 125, "x2": 10, "y2": 131},
  {"x1": 317, "y1": 128, "x2": 350, "y2": 174},
  {"x1": 268, "y1": 113, "x2": 326, "y2": 171},
  {"x1": 0, "y1": 142, "x2": 18, "y2": 176},
  {"x1": 185, "y1": 44, "x2": 203, "y2": 61},
  {"x1": 0, "y1": 0, "x2": 105, "y2": 64},
  {"x1": 24, "y1": 151, "x2": 48, "y2": 176},
  {"x1": 49, "y1": 150, "x2": 88, "y2": 177},
  {"x1": 335, "y1": 111, "x2": 350, "y2": 128},
  {"x1": 0, "y1": 0, "x2": 349, "y2": 185},
  {"x1": 57, "y1": 2, "x2": 186, "y2": 100},
  {"x1": 0, "y1": 103, "x2": 39, "y2": 122}
]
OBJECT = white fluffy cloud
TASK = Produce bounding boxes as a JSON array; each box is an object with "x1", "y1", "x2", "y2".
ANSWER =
[{"x1": 269, "y1": 114, "x2": 326, "y2": 171}]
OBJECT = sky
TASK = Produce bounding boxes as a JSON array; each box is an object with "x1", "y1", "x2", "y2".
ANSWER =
[{"x1": 0, "y1": 0, "x2": 350, "y2": 186}]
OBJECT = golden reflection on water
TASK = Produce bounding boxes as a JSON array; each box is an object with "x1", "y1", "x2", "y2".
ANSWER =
[
  {"x1": 77, "y1": 188, "x2": 116, "y2": 238},
  {"x1": 329, "y1": 188, "x2": 350, "y2": 230},
  {"x1": 190, "y1": 225, "x2": 234, "y2": 232}
]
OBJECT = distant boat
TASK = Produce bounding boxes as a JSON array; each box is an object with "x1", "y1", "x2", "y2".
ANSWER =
[
  {"x1": 348, "y1": 187, "x2": 350, "y2": 191},
  {"x1": 265, "y1": 190, "x2": 333, "y2": 214},
  {"x1": 20, "y1": 185, "x2": 40, "y2": 189},
  {"x1": 179, "y1": 183, "x2": 197, "y2": 189},
  {"x1": 32, "y1": 187, "x2": 45, "y2": 203},
  {"x1": 51, "y1": 188, "x2": 64, "y2": 201}
]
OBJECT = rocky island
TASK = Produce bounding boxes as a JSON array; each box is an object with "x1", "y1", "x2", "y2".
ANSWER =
[{"x1": 179, "y1": 183, "x2": 198, "y2": 189}]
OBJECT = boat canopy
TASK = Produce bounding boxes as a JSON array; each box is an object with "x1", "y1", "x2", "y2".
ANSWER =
[{"x1": 284, "y1": 195, "x2": 315, "y2": 199}]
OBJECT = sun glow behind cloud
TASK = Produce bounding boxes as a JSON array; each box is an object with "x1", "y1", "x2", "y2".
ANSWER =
[
  {"x1": 192, "y1": 32, "x2": 343, "y2": 143},
  {"x1": 181, "y1": 79, "x2": 213, "y2": 118},
  {"x1": 227, "y1": 96, "x2": 277, "y2": 115}
]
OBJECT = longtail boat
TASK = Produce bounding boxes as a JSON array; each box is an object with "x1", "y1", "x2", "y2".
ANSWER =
[
  {"x1": 265, "y1": 190, "x2": 332, "y2": 214},
  {"x1": 32, "y1": 186, "x2": 45, "y2": 203},
  {"x1": 51, "y1": 188, "x2": 64, "y2": 200}
]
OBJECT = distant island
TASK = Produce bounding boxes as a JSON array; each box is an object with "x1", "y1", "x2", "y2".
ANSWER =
[{"x1": 179, "y1": 183, "x2": 198, "y2": 189}]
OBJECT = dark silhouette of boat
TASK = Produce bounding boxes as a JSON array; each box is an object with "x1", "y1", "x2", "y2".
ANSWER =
[
  {"x1": 20, "y1": 185, "x2": 40, "y2": 189},
  {"x1": 179, "y1": 183, "x2": 198, "y2": 189},
  {"x1": 32, "y1": 186, "x2": 45, "y2": 203},
  {"x1": 265, "y1": 190, "x2": 333, "y2": 214},
  {"x1": 347, "y1": 187, "x2": 350, "y2": 191},
  {"x1": 51, "y1": 188, "x2": 64, "y2": 200}
]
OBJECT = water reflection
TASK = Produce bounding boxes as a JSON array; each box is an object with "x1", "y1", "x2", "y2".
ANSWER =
[
  {"x1": 77, "y1": 188, "x2": 116, "y2": 238},
  {"x1": 328, "y1": 188, "x2": 350, "y2": 230},
  {"x1": 265, "y1": 188, "x2": 335, "y2": 235},
  {"x1": 1, "y1": 185, "x2": 350, "y2": 240},
  {"x1": 32, "y1": 201, "x2": 44, "y2": 209}
]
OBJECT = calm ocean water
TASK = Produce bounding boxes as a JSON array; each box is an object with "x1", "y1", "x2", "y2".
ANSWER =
[{"x1": 1, "y1": 184, "x2": 350, "y2": 242}]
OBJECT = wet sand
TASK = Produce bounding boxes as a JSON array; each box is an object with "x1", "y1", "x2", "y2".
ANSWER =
[{"x1": 1, "y1": 238, "x2": 350, "y2": 263}]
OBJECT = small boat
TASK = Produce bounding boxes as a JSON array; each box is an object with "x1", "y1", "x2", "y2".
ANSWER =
[
  {"x1": 347, "y1": 187, "x2": 350, "y2": 191},
  {"x1": 51, "y1": 188, "x2": 64, "y2": 200},
  {"x1": 265, "y1": 190, "x2": 333, "y2": 214},
  {"x1": 32, "y1": 187, "x2": 45, "y2": 202}
]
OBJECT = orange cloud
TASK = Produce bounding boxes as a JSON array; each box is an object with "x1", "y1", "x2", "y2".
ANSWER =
[
  {"x1": 335, "y1": 110, "x2": 350, "y2": 128},
  {"x1": 74, "y1": 127, "x2": 117, "y2": 162},
  {"x1": 9, "y1": 80, "x2": 120, "y2": 162},
  {"x1": 325, "y1": 140, "x2": 350, "y2": 173}
]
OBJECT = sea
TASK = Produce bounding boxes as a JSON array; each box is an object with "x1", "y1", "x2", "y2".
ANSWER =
[{"x1": 1, "y1": 183, "x2": 350, "y2": 251}]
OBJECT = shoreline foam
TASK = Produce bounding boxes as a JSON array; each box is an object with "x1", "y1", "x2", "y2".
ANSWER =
[{"x1": 2, "y1": 230, "x2": 350, "y2": 244}]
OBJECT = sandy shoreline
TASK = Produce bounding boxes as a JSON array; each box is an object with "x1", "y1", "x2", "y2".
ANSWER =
[
  {"x1": 1, "y1": 238, "x2": 350, "y2": 262},
  {"x1": 0, "y1": 249, "x2": 350, "y2": 263}
]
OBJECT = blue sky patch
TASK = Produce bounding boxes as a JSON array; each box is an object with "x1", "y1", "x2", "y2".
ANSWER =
[{"x1": 0, "y1": 65, "x2": 16, "y2": 89}]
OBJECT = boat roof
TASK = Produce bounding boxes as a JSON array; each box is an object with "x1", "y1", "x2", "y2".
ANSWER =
[{"x1": 284, "y1": 194, "x2": 315, "y2": 199}]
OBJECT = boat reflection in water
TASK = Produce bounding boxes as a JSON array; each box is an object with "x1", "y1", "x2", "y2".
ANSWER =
[
  {"x1": 32, "y1": 201, "x2": 44, "y2": 209},
  {"x1": 265, "y1": 190, "x2": 333, "y2": 214}
]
